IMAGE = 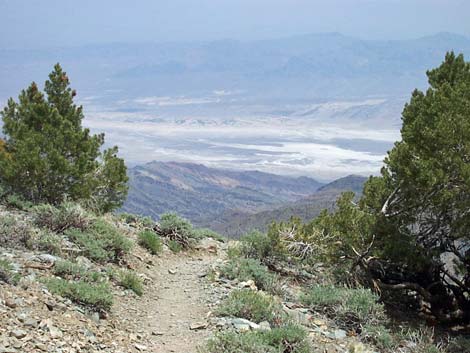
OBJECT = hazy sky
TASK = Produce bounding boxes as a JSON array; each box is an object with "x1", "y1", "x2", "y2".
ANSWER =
[{"x1": 1, "y1": 0, "x2": 469, "y2": 49}]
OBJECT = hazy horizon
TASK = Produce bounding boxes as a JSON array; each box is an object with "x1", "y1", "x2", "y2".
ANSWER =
[
  {"x1": 1, "y1": 1, "x2": 469, "y2": 181},
  {"x1": 1, "y1": 0, "x2": 469, "y2": 49}
]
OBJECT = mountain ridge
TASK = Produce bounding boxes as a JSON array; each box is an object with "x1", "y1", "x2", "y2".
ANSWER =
[{"x1": 122, "y1": 161, "x2": 367, "y2": 237}]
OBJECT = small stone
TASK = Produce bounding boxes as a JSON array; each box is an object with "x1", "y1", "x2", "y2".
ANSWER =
[
  {"x1": 189, "y1": 322, "x2": 207, "y2": 330},
  {"x1": 258, "y1": 321, "x2": 271, "y2": 331},
  {"x1": 75, "y1": 256, "x2": 93, "y2": 270},
  {"x1": 134, "y1": 343, "x2": 147, "y2": 351},
  {"x1": 151, "y1": 331, "x2": 164, "y2": 336},
  {"x1": 324, "y1": 329, "x2": 347, "y2": 340},
  {"x1": 89, "y1": 312, "x2": 100, "y2": 324},
  {"x1": 49, "y1": 325, "x2": 63, "y2": 339},
  {"x1": 10, "y1": 330, "x2": 27, "y2": 339},
  {"x1": 35, "y1": 343, "x2": 48, "y2": 351},
  {"x1": 4, "y1": 299, "x2": 17, "y2": 309},
  {"x1": 168, "y1": 269, "x2": 176, "y2": 275},
  {"x1": 23, "y1": 318, "x2": 38, "y2": 328}
]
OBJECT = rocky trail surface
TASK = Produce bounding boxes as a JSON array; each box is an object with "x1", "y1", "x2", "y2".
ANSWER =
[
  {"x1": 0, "y1": 232, "x2": 225, "y2": 353},
  {"x1": 113, "y1": 247, "x2": 223, "y2": 353}
]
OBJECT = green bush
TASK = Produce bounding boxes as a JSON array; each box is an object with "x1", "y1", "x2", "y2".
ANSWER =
[
  {"x1": 192, "y1": 228, "x2": 225, "y2": 242},
  {"x1": 3, "y1": 193, "x2": 33, "y2": 210},
  {"x1": 0, "y1": 259, "x2": 20, "y2": 285},
  {"x1": 159, "y1": 213, "x2": 193, "y2": 236},
  {"x1": 202, "y1": 324, "x2": 311, "y2": 353},
  {"x1": 220, "y1": 258, "x2": 283, "y2": 295},
  {"x1": 119, "y1": 213, "x2": 154, "y2": 228},
  {"x1": 238, "y1": 231, "x2": 283, "y2": 265},
  {"x1": 168, "y1": 239, "x2": 183, "y2": 253},
  {"x1": 216, "y1": 289, "x2": 284, "y2": 325},
  {"x1": 363, "y1": 324, "x2": 395, "y2": 351},
  {"x1": 65, "y1": 218, "x2": 132, "y2": 263},
  {"x1": 0, "y1": 215, "x2": 33, "y2": 248},
  {"x1": 301, "y1": 285, "x2": 385, "y2": 330},
  {"x1": 35, "y1": 230, "x2": 63, "y2": 255},
  {"x1": 138, "y1": 230, "x2": 163, "y2": 254},
  {"x1": 44, "y1": 277, "x2": 113, "y2": 311},
  {"x1": 33, "y1": 202, "x2": 91, "y2": 233},
  {"x1": 117, "y1": 270, "x2": 143, "y2": 296},
  {"x1": 203, "y1": 331, "x2": 276, "y2": 353},
  {"x1": 53, "y1": 260, "x2": 103, "y2": 282},
  {"x1": 157, "y1": 213, "x2": 196, "y2": 249},
  {"x1": 261, "y1": 324, "x2": 312, "y2": 353}
]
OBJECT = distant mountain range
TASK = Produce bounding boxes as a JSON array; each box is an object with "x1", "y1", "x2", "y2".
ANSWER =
[
  {"x1": 2, "y1": 32, "x2": 470, "y2": 102},
  {"x1": 121, "y1": 161, "x2": 367, "y2": 237}
]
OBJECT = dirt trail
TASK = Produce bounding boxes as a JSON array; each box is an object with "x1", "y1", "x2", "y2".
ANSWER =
[{"x1": 113, "y1": 249, "x2": 221, "y2": 353}]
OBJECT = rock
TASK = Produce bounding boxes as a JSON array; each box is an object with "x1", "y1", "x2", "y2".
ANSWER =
[
  {"x1": 324, "y1": 329, "x2": 347, "y2": 340},
  {"x1": 348, "y1": 343, "x2": 375, "y2": 353},
  {"x1": 151, "y1": 331, "x2": 164, "y2": 336},
  {"x1": 195, "y1": 238, "x2": 219, "y2": 253},
  {"x1": 89, "y1": 312, "x2": 100, "y2": 324},
  {"x1": 189, "y1": 322, "x2": 207, "y2": 330},
  {"x1": 4, "y1": 298, "x2": 17, "y2": 309},
  {"x1": 0, "y1": 347, "x2": 18, "y2": 353},
  {"x1": 134, "y1": 343, "x2": 148, "y2": 351},
  {"x1": 31, "y1": 254, "x2": 58, "y2": 264},
  {"x1": 34, "y1": 343, "x2": 48, "y2": 351},
  {"x1": 23, "y1": 318, "x2": 38, "y2": 328},
  {"x1": 49, "y1": 325, "x2": 63, "y2": 339},
  {"x1": 230, "y1": 318, "x2": 260, "y2": 332},
  {"x1": 258, "y1": 321, "x2": 271, "y2": 331},
  {"x1": 168, "y1": 269, "x2": 176, "y2": 275},
  {"x1": 75, "y1": 256, "x2": 93, "y2": 270},
  {"x1": 10, "y1": 330, "x2": 27, "y2": 339},
  {"x1": 283, "y1": 306, "x2": 313, "y2": 326},
  {"x1": 238, "y1": 280, "x2": 257, "y2": 290}
]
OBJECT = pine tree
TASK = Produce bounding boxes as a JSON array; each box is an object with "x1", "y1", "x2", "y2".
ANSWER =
[
  {"x1": 0, "y1": 64, "x2": 128, "y2": 210},
  {"x1": 358, "y1": 52, "x2": 470, "y2": 323}
]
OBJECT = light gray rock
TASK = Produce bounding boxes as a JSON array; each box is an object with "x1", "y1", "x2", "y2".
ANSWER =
[{"x1": 10, "y1": 329, "x2": 27, "y2": 339}]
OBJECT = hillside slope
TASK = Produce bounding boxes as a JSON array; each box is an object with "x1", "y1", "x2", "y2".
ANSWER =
[
  {"x1": 122, "y1": 161, "x2": 323, "y2": 221},
  {"x1": 206, "y1": 175, "x2": 367, "y2": 237}
]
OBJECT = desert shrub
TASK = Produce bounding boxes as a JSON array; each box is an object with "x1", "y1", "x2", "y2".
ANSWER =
[
  {"x1": 261, "y1": 324, "x2": 312, "y2": 353},
  {"x1": 362, "y1": 324, "x2": 395, "y2": 351},
  {"x1": 119, "y1": 213, "x2": 154, "y2": 228},
  {"x1": 220, "y1": 258, "x2": 283, "y2": 295},
  {"x1": 3, "y1": 193, "x2": 33, "y2": 210},
  {"x1": 202, "y1": 324, "x2": 311, "y2": 353},
  {"x1": 35, "y1": 230, "x2": 63, "y2": 255},
  {"x1": 65, "y1": 218, "x2": 132, "y2": 263},
  {"x1": 397, "y1": 328, "x2": 445, "y2": 353},
  {"x1": 53, "y1": 260, "x2": 103, "y2": 282},
  {"x1": 0, "y1": 215, "x2": 34, "y2": 248},
  {"x1": 216, "y1": 289, "x2": 285, "y2": 325},
  {"x1": 167, "y1": 239, "x2": 183, "y2": 253},
  {"x1": 238, "y1": 231, "x2": 286, "y2": 266},
  {"x1": 192, "y1": 228, "x2": 225, "y2": 242},
  {"x1": 203, "y1": 331, "x2": 276, "y2": 353},
  {"x1": 138, "y1": 230, "x2": 163, "y2": 254},
  {"x1": 447, "y1": 337, "x2": 470, "y2": 353},
  {"x1": 301, "y1": 285, "x2": 385, "y2": 330},
  {"x1": 159, "y1": 213, "x2": 193, "y2": 235},
  {"x1": 0, "y1": 259, "x2": 20, "y2": 285},
  {"x1": 44, "y1": 277, "x2": 113, "y2": 311},
  {"x1": 156, "y1": 213, "x2": 195, "y2": 249},
  {"x1": 33, "y1": 202, "x2": 91, "y2": 233},
  {"x1": 117, "y1": 270, "x2": 143, "y2": 296}
]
